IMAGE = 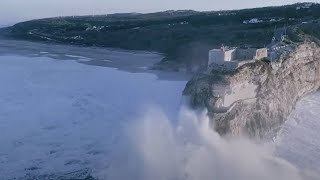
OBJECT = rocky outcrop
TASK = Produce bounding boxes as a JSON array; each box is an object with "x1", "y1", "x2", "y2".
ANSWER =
[{"x1": 183, "y1": 41, "x2": 320, "y2": 139}]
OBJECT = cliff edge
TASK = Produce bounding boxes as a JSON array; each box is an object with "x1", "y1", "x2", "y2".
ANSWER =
[{"x1": 183, "y1": 41, "x2": 320, "y2": 139}]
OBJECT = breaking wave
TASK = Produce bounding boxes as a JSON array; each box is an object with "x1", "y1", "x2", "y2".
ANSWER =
[{"x1": 101, "y1": 106, "x2": 317, "y2": 180}]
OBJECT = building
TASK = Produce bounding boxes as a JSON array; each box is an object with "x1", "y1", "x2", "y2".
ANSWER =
[{"x1": 208, "y1": 46, "x2": 268, "y2": 71}]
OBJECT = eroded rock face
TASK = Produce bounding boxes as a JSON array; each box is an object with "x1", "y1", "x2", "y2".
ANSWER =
[{"x1": 183, "y1": 41, "x2": 320, "y2": 139}]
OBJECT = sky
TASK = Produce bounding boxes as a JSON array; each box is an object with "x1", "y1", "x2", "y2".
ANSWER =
[{"x1": 0, "y1": 0, "x2": 320, "y2": 25}]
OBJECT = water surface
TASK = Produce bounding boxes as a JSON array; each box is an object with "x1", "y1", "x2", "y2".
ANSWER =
[
  {"x1": 0, "y1": 42, "x2": 320, "y2": 180},
  {"x1": 0, "y1": 54, "x2": 187, "y2": 179}
]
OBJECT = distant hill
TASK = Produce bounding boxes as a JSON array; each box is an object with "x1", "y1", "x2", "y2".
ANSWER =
[{"x1": 1, "y1": 2, "x2": 320, "y2": 71}]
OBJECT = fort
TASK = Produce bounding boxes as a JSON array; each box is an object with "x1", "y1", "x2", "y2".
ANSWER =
[{"x1": 208, "y1": 46, "x2": 268, "y2": 71}]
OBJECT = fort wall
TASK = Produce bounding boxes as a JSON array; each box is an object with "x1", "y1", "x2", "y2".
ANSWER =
[
  {"x1": 234, "y1": 48, "x2": 257, "y2": 61},
  {"x1": 255, "y1": 48, "x2": 268, "y2": 59},
  {"x1": 209, "y1": 50, "x2": 225, "y2": 65},
  {"x1": 224, "y1": 49, "x2": 236, "y2": 61},
  {"x1": 208, "y1": 47, "x2": 268, "y2": 71}
]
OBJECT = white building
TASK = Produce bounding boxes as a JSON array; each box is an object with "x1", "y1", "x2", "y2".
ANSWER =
[{"x1": 208, "y1": 46, "x2": 268, "y2": 71}]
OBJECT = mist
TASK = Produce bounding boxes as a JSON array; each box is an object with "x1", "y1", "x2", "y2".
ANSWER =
[{"x1": 102, "y1": 106, "x2": 318, "y2": 180}]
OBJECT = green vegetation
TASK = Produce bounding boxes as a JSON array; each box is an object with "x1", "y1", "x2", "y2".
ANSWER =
[{"x1": 1, "y1": 3, "x2": 320, "y2": 71}]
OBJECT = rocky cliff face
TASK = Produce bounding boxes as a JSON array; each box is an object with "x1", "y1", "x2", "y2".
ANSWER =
[{"x1": 183, "y1": 41, "x2": 320, "y2": 139}]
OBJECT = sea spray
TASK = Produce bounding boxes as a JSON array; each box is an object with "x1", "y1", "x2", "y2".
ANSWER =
[{"x1": 104, "y1": 106, "x2": 304, "y2": 180}]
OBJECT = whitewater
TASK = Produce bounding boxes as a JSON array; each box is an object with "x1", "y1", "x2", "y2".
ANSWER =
[{"x1": 0, "y1": 53, "x2": 319, "y2": 180}]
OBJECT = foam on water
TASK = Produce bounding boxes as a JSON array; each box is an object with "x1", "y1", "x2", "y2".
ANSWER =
[
  {"x1": 0, "y1": 55, "x2": 186, "y2": 179},
  {"x1": 0, "y1": 54, "x2": 319, "y2": 180}
]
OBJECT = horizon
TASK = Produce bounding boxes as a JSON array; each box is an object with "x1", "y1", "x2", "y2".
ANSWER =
[{"x1": 0, "y1": 0, "x2": 319, "y2": 25}]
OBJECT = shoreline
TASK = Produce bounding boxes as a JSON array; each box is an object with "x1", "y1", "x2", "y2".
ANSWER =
[{"x1": 0, "y1": 39, "x2": 191, "y2": 81}]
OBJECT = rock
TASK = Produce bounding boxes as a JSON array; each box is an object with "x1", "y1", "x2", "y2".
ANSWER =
[{"x1": 183, "y1": 41, "x2": 320, "y2": 140}]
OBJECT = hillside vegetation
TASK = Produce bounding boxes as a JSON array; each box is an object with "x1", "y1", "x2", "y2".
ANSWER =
[{"x1": 1, "y1": 2, "x2": 320, "y2": 71}]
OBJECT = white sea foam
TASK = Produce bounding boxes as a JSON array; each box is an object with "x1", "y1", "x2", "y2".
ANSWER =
[
  {"x1": 0, "y1": 54, "x2": 319, "y2": 180},
  {"x1": 0, "y1": 55, "x2": 186, "y2": 179}
]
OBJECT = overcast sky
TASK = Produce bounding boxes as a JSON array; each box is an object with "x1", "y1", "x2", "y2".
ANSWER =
[{"x1": 0, "y1": 0, "x2": 319, "y2": 25}]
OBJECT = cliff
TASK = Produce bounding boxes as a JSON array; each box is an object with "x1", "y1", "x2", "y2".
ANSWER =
[{"x1": 183, "y1": 41, "x2": 320, "y2": 139}]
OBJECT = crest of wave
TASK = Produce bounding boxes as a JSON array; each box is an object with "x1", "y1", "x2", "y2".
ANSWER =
[{"x1": 102, "y1": 106, "x2": 315, "y2": 180}]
